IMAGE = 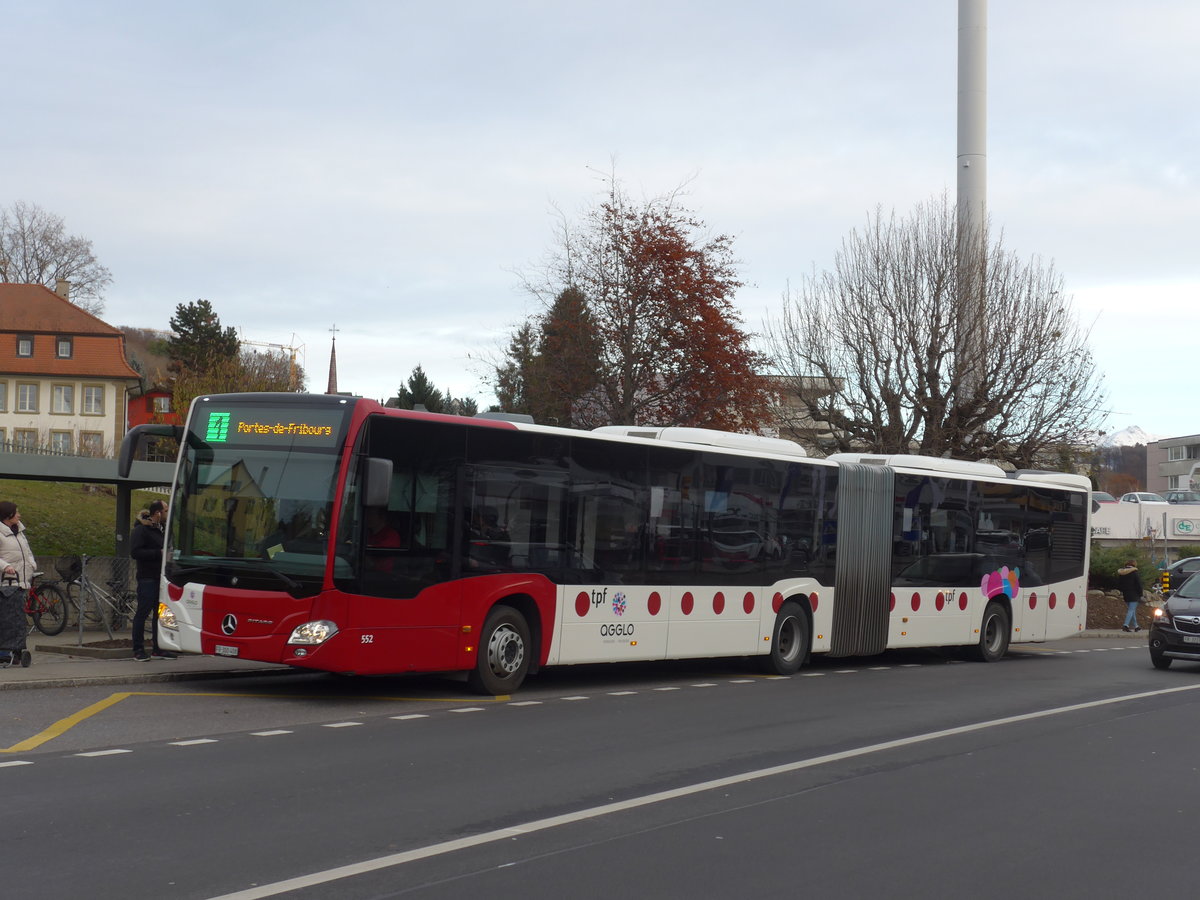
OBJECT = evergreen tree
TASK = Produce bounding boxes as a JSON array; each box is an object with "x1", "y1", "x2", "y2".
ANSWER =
[
  {"x1": 394, "y1": 365, "x2": 445, "y2": 412},
  {"x1": 167, "y1": 299, "x2": 240, "y2": 375}
]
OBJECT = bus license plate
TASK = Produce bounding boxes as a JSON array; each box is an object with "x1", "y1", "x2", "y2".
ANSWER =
[{"x1": 215, "y1": 644, "x2": 240, "y2": 657}]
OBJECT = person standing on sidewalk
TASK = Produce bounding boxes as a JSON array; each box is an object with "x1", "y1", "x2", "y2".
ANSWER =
[
  {"x1": 130, "y1": 500, "x2": 176, "y2": 661},
  {"x1": 0, "y1": 501, "x2": 36, "y2": 588},
  {"x1": 1117, "y1": 559, "x2": 1144, "y2": 632}
]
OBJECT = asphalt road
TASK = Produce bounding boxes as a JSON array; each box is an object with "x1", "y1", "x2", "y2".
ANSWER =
[{"x1": 5, "y1": 638, "x2": 1197, "y2": 899}]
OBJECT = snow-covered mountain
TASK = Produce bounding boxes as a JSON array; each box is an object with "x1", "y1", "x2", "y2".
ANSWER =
[{"x1": 1097, "y1": 426, "x2": 1164, "y2": 448}]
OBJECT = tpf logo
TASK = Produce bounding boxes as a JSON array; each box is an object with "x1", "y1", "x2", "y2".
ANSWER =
[{"x1": 221, "y1": 614, "x2": 238, "y2": 635}]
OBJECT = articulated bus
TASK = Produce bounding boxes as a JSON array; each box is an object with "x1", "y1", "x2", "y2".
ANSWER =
[{"x1": 119, "y1": 392, "x2": 1091, "y2": 694}]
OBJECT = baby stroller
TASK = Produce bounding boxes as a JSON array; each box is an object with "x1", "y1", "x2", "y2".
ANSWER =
[{"x1": 0, "y1": 578, "x2": 32, "y2": 668}]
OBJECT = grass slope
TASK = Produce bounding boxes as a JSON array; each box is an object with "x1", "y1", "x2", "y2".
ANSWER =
[{"x1": 0, "y1": 478, "x2": 166, "y2": 558}]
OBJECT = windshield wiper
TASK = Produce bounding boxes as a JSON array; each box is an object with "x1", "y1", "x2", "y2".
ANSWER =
[{"x1": 168, "y1": 560, "x2": 302, "y2": 593}]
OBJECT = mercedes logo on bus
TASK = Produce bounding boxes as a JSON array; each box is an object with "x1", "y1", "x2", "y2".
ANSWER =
[{"x1": 221, "y1": 614, "x2": 238, "y2": 635}]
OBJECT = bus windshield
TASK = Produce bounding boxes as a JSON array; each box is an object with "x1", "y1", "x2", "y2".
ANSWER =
[{"x1": 165, "y1": 399, "x2": 353, "y2": 597}]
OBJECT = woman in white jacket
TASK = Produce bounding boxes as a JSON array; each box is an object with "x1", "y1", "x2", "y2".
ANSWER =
[{"x1": 0, "y1": 500, "x2": 37, "y2": 588}]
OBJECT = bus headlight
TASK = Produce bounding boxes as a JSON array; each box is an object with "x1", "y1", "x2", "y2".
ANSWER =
[
  {"x1": 157, "y1": 602, "x2": 178, "y2": 631},
  {"x1": 287, "y1": 620, "x2": 339, "y2": 645}
]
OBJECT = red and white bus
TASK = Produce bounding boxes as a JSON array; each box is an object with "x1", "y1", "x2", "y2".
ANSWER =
[{"x1": 120, "y1": 392, "x2": 1091, "y2": 693}]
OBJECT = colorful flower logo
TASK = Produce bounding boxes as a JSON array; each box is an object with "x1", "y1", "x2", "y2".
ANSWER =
[
  {"x1": 980, "y1": 566, "x2": 1020, "y2": 600},
  {"x1": 612, "y1": 591, "x2": 627, "y2": 616}
]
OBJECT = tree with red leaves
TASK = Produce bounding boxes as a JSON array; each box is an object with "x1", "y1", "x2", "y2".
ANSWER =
[{"x1": 501, "y1": 175, "x2": 771, "y2": 432}]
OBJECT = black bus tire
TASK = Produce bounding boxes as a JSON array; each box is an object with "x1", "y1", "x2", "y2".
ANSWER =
[
  {"x1": 468, "y1": 606, "x2": 531, "y2": 695},
  {"x1": 763, "y1": 600, "x2": 809, "y2": 675},
  {"x1": 972, "y1": 601, "x2": 1010, "y2": 662}
]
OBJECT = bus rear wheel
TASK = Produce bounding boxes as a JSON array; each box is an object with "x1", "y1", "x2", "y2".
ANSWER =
[
  {"x1": 468, "y1": 606, "x2": 531, "y2": 695},
  {"x1": 763, "y1": 601, "x2": 809, "y2": 675},
  {"x1": 971, "y1": 601, "x2": 1010, "y2": 662}
]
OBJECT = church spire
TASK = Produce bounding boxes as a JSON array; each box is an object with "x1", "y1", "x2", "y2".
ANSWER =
[{"x1": 326, "y1": 324, "x2": 339, "y2": 394}]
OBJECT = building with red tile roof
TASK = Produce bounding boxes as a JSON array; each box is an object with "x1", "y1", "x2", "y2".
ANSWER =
[{"x1": 0, "y1": 281, "x2": 141, "y2": 457}]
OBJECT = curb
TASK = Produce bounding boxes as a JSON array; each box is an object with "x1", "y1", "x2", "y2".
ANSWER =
[
  {"x1": 0, "y1": 666, "x2": 301, "y2": 692},
  {"x1": 35, "y1": 643, "x2": 132, "y2": 660}
]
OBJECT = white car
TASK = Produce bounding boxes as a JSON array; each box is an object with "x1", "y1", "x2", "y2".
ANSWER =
[{"x1": 1120, "y1": 491, "x2": 1168, "y2": 504}]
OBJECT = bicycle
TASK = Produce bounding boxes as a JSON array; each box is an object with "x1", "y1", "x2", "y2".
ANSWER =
[
  {"x1": 23, "y1": 573, "x2": 70, "y2": 636},
  {"x1": 60, "y1": 556, "x2": 137, "y2": 636}
]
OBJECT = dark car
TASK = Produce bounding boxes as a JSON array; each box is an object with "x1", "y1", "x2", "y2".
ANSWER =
[
  {"x1": 1161, "y1": 556, "x2": 1200, "y2": 595},
  {"x1": 1165, "y1": 490, "x2": 1200, "y2": 504},
  {"x1": 1149, "y1": 573, "x2": 1200, "y2": 669}
]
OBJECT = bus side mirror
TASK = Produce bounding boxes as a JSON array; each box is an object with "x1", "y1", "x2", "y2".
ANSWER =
[
  {"x1": 119, "y1": 423, "x2": 183, "y2": 478},
  {"x1": 363, "y1": 457, "x2": 393, "y2": 508}
]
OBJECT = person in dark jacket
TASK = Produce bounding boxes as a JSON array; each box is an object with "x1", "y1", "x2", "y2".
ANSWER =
[
  {"x1": 1117, "y1": 559, "x2": 1143, "y2": 633},
  {"x1": 129, "y1": 500, "x2": 176, "y2": 660}
]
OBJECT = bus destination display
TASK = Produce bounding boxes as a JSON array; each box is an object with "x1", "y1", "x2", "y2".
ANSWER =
[{"x1": 196, "y1": 406, "x2": 346, "y2": 448}]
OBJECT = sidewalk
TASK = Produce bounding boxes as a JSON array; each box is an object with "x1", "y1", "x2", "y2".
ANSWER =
[
  {"x1": 0, "y1": 624, "x2": 292, "y2": 691},
  {"x1": 1, "y1": 624, "x2": 1147, "y2": 691}
]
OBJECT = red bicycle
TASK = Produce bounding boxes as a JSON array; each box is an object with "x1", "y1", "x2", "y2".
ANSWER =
[{"x1": 24, "y1": 576, "x2": 69, "y2": 636}]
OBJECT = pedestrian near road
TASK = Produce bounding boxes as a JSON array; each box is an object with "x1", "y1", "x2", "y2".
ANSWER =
[
  {"x1": 129, "y1": 500, "x2": 176, "y2": 661},
  {"x1": 0, "y1": 500, "x2": 36, "y2": 588},
  {"x1": 0, "y1": 501, "x2": 36, "y2": 666},
  {"x1": 1117, "y1": 559, "x2": 1143, "y2": 632}
]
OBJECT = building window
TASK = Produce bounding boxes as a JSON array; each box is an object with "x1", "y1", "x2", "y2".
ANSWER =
[
  {"x1": 16, "y1": 383, "x2": 38, "y2": 413},
  {"x1": 56, "y1": 336, "x2": 73, "y2": 359},
  {"x1": 52, "y1": 384, "x2": 74, "y2": 414},
  {"x1": 79, "y1": 432, "x2": 104, "y2": 456},
  {"x1": 153, "y1": 395, "x2": 172, "y2": 414},
  {"x1": 50, "y1": 431, "x2": 72, "y2": 454},
  {"x1": 0, "y1": 382, "x2": 7, "y2": 413},
  {"x1": 0, "y1": 428, "x2": 6, "y2": 446},
  {"x1": 1169, "y1": 446, "x2": 1186, "y2": 461},
  {"x1": 16, "y1": 335, "x2": 33, "y2": 357},
  {"x1": 1169, "y1": 475, "x2": 1183, "y2": 489},
  {"x1": 13, "y1": 429, "x2": 37, "y2": 451},
  {"x1": 82, "y1": 385, "x2": 105, "y2": 415}
]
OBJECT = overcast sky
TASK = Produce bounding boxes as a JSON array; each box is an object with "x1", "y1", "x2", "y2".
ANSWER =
[{"x1": 4, "y1": 1, "x2": 1196, "y2": 439}]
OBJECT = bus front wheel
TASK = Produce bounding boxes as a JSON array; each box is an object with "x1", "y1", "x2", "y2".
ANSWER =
[
  {"x1": 972, "y1": 601, "x2": 1011, "y2": 662},
  {"x1": 468, "y1": 606, "x2": 531, "y2": 695},
  {"x1": 763, "y1": 601, "x2": 809, "y2": 675}
]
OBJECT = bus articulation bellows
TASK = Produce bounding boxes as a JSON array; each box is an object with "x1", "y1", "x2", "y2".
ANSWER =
[{"x1": 120, "y1": 393, "x2": 1091, "y2": 694}]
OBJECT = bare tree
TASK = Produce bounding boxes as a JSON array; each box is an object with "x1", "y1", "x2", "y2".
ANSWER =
[
  {"x1": 0, "y1": 201, "x2": 112, "y2": 315},
  {"x1": 764, "y1": 194, "x2": 1106, "y2": 467},
  {"x1": 172, "y1": 346, "x2": 304, "y2": 415}
]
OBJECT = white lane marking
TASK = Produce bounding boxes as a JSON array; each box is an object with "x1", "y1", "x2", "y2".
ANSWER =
[
  {"x1": 75, "y1": 749, "x2": 132, "y2": 757},
  {"x1": 800, "y1": 673, "x2": 824, "y2": 677},
  {"x1": 251, "y1": 730, "x2": 293, "y2": 736},
  {"x1": 322, "y1": 722, "x2": 363, "y2": 728},
  {"x1": 390, "y1": 715, "x2": 427, "y2": 721},
  {"x1": 449, "y1": 708, "x2": 484, "y2": 714},
  {"x1": 508, "y1": 701, "x2": 542, "y2": 707},
  {"x1": 561, "y1": 696, "x2": 589, "y2": 701},
  {"x1": 608, "y1": 691, "x2": 637, "y2": 695},
  {"x1": 835, "y1": 669, "x2": 858, "y2": 674},
  {"x1": 653, "y1": 687, "x2": 680, "y2": 692},
  {"x1": 729, "y1": 680, "x2": 754, "y2": 684},
  {"x1": 868, "y1": 667, "x2": 891, "y2": 671},
  {"x1": 691, "y1": 683, "x2": 718, "y2": 688},
  {"x1": 204, "y1": 682, "x2": 1200, "y2": 900},
  {"x1": 171, "y1": 739, "x2": 218, "y2": 746},
  {"x1": 0, "y1": 760, "x2": 33, "y2": 767}
]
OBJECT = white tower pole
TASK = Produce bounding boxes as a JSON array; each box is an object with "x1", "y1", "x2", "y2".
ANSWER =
[{"x1": 957, "y1": 0, "x2": 987, "y2": 425}]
